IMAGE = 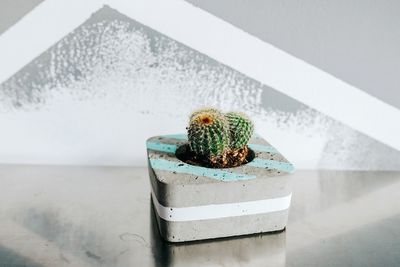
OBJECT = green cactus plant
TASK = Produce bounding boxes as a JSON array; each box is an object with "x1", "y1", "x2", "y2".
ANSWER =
[
  {"x1": 225, "y1": 111, "x2": 254, "y2": 149},
  {"x1": 187, "y1": 108, "x2": 230, "y2": 157},
  {"x1": 185, "y1": 108, "x2": 254, "y2": 168}
]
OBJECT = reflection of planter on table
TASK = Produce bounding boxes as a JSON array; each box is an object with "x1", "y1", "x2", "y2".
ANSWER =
[{"x1": 147, "y1": 133, "x2": 294, "y2": 242}]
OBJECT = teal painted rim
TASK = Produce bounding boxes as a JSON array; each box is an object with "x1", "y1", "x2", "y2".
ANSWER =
[{"x1": 146, "y1": 134, "x2": 295, "y2": 181}]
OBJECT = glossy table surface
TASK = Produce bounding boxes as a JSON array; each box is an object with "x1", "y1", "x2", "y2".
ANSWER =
[{"x1": 0, "y1": 165, "x2": 399, "y2": 267}]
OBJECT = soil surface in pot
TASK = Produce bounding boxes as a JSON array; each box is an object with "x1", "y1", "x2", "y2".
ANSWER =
[{"x1": 176, "y1": 144, "x2": 255, "y2": 169}]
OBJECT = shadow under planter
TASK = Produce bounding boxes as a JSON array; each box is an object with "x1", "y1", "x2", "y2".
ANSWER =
[{"x1": 146, "y1": 134, "x2": 294, "y2": 242}]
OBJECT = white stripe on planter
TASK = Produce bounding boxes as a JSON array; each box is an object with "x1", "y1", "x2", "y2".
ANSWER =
[{"x1": 151, "y1": 191, "x2": 292, "y2": 222}]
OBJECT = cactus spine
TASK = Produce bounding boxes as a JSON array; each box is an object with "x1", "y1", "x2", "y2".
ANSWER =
[
  {"x1": 188, "y1": 108, "x2": 230, "y2": 157},
  {"x1": 186, "y1": 108, "x2": 254, "y2": 167},
  {"x1": 225, "y1": 112, "x2": 254, "y2": 149},
  {"x1": 189, "y1": 107, "x2": 221, "y2": 120}
]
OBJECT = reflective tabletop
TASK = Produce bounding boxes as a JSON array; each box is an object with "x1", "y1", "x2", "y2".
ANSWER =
[{"x1": 0, "y1": 165, "x2": 399, "y2": 267}]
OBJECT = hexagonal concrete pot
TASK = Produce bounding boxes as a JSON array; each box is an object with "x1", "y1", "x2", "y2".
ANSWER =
[{"x1": 146, "y1": 133, "x2": 294, "y2": 242}]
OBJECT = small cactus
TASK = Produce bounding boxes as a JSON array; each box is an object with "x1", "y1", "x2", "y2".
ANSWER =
[
  {"x1": 225, "y1": 112, "x2": 254, "y2": 149},
  {"x1": 186, "y1": 108, "x2": 254, "y2": 168},
  {"x1": 188, "y1": 108, "x2": 230, "y2": 157}
]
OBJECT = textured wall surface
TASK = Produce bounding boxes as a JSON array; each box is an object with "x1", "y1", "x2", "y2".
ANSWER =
[{"x1": 0, "y1": 0, "x2": 399, "y2": 169}]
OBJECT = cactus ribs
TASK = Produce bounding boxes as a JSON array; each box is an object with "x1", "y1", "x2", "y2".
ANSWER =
[{"x1": 179, "y1": 107, "x2": 255, "y2": 168}]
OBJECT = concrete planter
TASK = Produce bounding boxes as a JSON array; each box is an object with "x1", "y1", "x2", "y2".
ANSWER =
[
  {"x1": 146, "y1": 133, "x2": 294, "y2": 242},
  {"x1": 150, "y1": 210, "x2": 286, "y2": 266}
]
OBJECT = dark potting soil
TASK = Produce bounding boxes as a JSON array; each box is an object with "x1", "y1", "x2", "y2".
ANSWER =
[{"x1": 175, "y1": 144, "x2": 255, "y2": 169}]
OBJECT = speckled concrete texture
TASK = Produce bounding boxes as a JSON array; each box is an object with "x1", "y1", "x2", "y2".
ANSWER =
[{"x1": 147, "y1": 133, "x2": 294, "y2": 242}]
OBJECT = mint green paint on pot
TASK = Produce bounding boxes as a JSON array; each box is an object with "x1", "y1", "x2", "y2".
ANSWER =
[
  {"x1": 162, "y1": 134, "x2": 188, "y2": 140},
  {"x1": 149, "y1": 158, "x2": 256, "y2": 181},
  {"x1": 247, "y1": 158, "x2": 295, "y2": 173},
  {"x1": 248, "y1": 144, "x2": 278, "y2": 154},
  {"x1": 161, "y1": 134, "x2": 278, "y2": 154},
  {"x1": 146, "y1": 142, "x2": 177, "y2": 154}
]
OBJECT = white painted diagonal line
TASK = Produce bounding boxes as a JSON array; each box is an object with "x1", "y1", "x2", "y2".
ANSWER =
[
  {"x1": 0, "y1": 0, "x2": 103, "y2": 83},
  {"x1": 0, "y1": 0, "x2": 399, "y2": 151},
  {"x1": 110, "y1": 0, "x2": 400, "y2": 151}
]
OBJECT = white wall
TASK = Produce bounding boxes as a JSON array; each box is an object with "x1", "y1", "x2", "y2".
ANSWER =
[{"x1": 0, "y1": 0, "x2": 399, "y2": 170}]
